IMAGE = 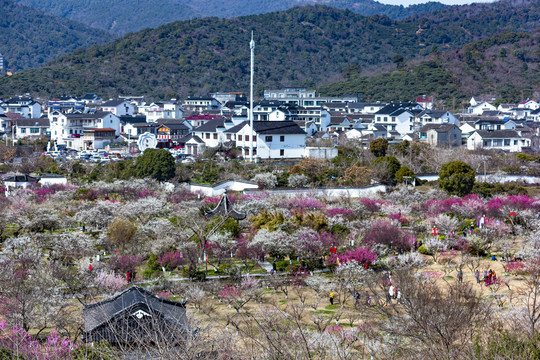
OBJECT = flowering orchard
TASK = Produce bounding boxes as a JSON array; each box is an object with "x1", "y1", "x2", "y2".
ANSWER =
[{"x1": 0, "y1": 178, "x2": 539, "y2": 358}]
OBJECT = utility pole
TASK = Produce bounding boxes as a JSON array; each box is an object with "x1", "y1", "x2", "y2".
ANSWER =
[{"x1": 249, "y1": 31, "x2": 255, "y2": 163}]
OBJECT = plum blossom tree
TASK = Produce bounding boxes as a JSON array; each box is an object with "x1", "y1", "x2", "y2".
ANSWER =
[
  {"x1": 0, "y1": 238, "x2": 66, "y2": 333},
  {"x1": 252, "y1": 173, "x2": 278, "y2": 189},
  {"x1": 293, "y1": 228, "x2": 336, "y2": 265},
  {"x1": 75, "y1": 200, "x2": 119, "y2": 229},
  {"x1": 250, "y1": 229, "x2": 293, "y2": 258},
  {"x1": 94, "y1": 271, "x2": 127, "y2": 294}
]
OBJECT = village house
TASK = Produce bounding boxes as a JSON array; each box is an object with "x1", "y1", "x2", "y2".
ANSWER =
[
  {"x1": 47, "y1": 97, "x2": 85, "y2": 115},
  {"x1": 192, "y1": 118, "x2": 236, "y2": 148},
  {"x1": 2, "y1": 174, "x2": 39, "y2": 195},
  {"x1": 210, "y1": 92, "x2": 247, "y2": 106},
  {"x1": 469, "y1": 101, "x2": 496, "y2": 115},
  {"x1": 100, "y1": 99, "x2": 136, "y2": 116},
  {"x1": 346, "y1": 102, "x2": 386, "y2": 114},
  {"x1": 374, "y1": 102, "x2": 421, "y2": 135},
  {"x1": 225, "y1": 121, "x2": 306, "y2": 159},
  {"x1": 474, "y1": 118, "x2": 516, "y2": 131},
  {"x1": 416, "y1": 109, "x2": 460, "y2": 126},
  {"x1": 3, "y1": 96, "x2": 41, "y2": 118},
  {"x1": 50, "y1": 111, "x2": 120, "y2": 149},
  {"x1": 140, "y1": 100, "x2": 184, "y2": 122},
  {"x1": 183, "y1": 134, "x2": 206, "y2": 156},
  {"x1": 156, "y1": 119, "x2": 191, "y2": 147},
  {"x1": 416, "y1": 95, "x2": 434, "y2": 110},
  {"x1": 81, "y1": 128, "x2": 116, "y2": 150},
  {"x1": 467, "y1": 130, "x2": 532, "y2": 152},
  {"x1": 518, "y1": 99, "x2": 539, "y2": 110},
  {"x1": 184, "y1": 114, "x2": 225, "y2": 128},
  {"x1": 419, "y1": 123, "x2": 462, "y2": 147},
  {"x1": 182, "y1": 97, "x2": 221, "y2": 114},
  {"x1": 296, "y1": 107, "x2": 331, "y2": 131},
  {"x1": 14, "y1": 118, "x2": 50, "y2": 140}
]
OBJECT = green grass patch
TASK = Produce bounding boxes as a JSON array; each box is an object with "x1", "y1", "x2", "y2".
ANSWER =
[
  {"x1": 325, "y1": 304, "x2": 341, "y2": 310},
  {"x1": 316, "y1": 309, "x2": 334, "y2": 314}
]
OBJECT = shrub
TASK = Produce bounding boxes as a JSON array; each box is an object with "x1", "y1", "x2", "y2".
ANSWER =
[
  {"x1": 439, "y1": 161, "x2": 475, "y2": 196},
  {"x1": 395, "y1": 166, "x2": 415, "y2": 183},
  {"x1": 135, "y1": 148, "x2": 175, "y2": 181}
]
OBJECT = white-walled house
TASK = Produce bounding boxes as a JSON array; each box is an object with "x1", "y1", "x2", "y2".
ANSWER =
[
  {"x1": 374, "y1": 102, "x2": 421, "y2": 135},
  {"x1": 518, "y1": 99, "x2": 539, "y2": 110},
  {"x1": 141, "y1": 100, "x2": 184, "y2": 123},
  {"x1": 417, "y1": 110, "x2": 459, "y2": 125},
  {"x1": 50, "y1": 112, "x2": 120, "y2": 149},
  {"x1": 469, "y1": 102, "x2": 496, "y2": 115},
  {"x1": 183, "y1": 97, "x2": 220, "y2": 113},
  {"x1": 101, "y1": 99, "x2": 136, "y2": 116},
  {"x1": 14, "y1": 118, "x2": 49, "y2": 139},
  {"x1": 39, "y1": 174, "x2": 68, "y2": 187},
  {"x1": 467, "y1": 130, "x2": 531, "y2": 152},
  {"x1": 225, "y1": 121, "x2": 306, "y2": 159},
  {"x1": 2, "y1": 174, "x2": 39, "y2": 195},
  {"x1": 4, "y1": 96, "x2": 41, "y2": 118},
  {"x1": 297, "y1": 107, "x2": 331, "y2": 131},
  {"x1": 193, "y1": 118, "x2": 236, "y2": 148}
]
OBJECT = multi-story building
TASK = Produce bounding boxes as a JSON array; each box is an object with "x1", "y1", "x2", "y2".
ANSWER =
[
  {"x1": 139, "y1": 99, "x2": 183, "y2": 122},
  {"x1": 183, "y1": 97, "x2": 220, "y2": 114},
  {"x1": 224, "y1": 121, "x2": 306, "y2": 159},
  {"x1": 264, "y1": 88, "x2": 316, "y2": 99},
  {"x1": 101, "y1": 99, "x2": 136, "y2": 116},
  {"x1": 50, "y1": 111, "x2": 120, "y2": 149},
  {"x1": 4, "y1": 96, "x2": 42, "y2": 118}
]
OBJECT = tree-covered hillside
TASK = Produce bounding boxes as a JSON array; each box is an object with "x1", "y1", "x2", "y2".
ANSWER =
[
  {"x1": 319, "y1": 31, "x2": 540, "y2": 108},
  {"x1": 16, "y1": 0, "x2": 447, "y2": 34},
  {"x1": 0, "y1": 3, "x2": 538, "y2": 100},
  {"x1": 0, "y1": 0, "x2": 113, "y2": 71}
]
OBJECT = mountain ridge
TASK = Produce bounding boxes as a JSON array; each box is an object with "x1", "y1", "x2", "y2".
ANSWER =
[
  {"x1": 15, "y1": 0, "x2": 448, "y2": 34},
  {"x1": 0, "y1": 0, "x2": 114, "y2": 72},
  {"x1": 0, "y1": 2, "x2": 538, "y2": 103}
]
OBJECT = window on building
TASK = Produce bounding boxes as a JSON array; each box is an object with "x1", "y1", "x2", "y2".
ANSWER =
[
  {"x1": 514, "y1": 140, "x2": 518, "y2": 145},
  {"x1": 265, "y1": 136, "x2": 273, "y2": 142},
  {"x1": 280, "y1": 136, "x2": 285, "y2": 142},
  {"x1": 206, "y1": 133, "x2": 210, "y2": 139},
  {"x1": 280, "y1": 149, "x2": 284, "y2": 156},
  {"x1": 253, "y1": 136, "x2": 256, "y2": 142},
  {"x1": 226, "y1": 134, "x2": 231, "y2": 140},
  {"x1": 21, "y1": 128, "x2": 26, "y2": 133},
  {"x1": 213, "y1": 133, "x2": 217, "y2": 139},
  {"x1": 238, "y1": 135, "x2": 242, "y2": 141}
]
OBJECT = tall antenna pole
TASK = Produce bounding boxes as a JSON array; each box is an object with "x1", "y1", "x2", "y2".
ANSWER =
[{"x1": 249, "y1": 31, "x2": 255, "y2": 163}]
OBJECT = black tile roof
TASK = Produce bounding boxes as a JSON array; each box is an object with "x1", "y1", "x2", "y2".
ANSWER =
[
  {"x1": 102, "y1": 99, "x2": 126, "y2": 107},
  {"x1": 65, "y1": 111, "x2": 112, "y2": 119},
  {"x1": 475, "y1": 130, "x2": 521, "y2": 139},
  {"x1": 224, "y1": 121, "x2": 305, "y2": 135},
  {"x1": 15, "y1": 118, "x2": 49, "y2": 127}
]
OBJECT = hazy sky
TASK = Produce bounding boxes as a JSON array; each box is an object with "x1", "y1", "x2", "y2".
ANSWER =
[{"x1": 378, "y1": 0, "x2": 495, "y2": 5}]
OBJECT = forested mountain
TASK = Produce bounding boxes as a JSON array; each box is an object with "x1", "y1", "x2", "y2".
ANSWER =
[
  {"x1": 0, "y1": 2, "x2": 538, "y2": 100},
  {"x1": 15, "y1": 0, "x2": 447, "y2": 34},
  {"x1": 0, "y1": 0, "x2": 113, "y2": 71},
  {"x1": 320, "y1": 31, "x2": 540, "y2": 108}
]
